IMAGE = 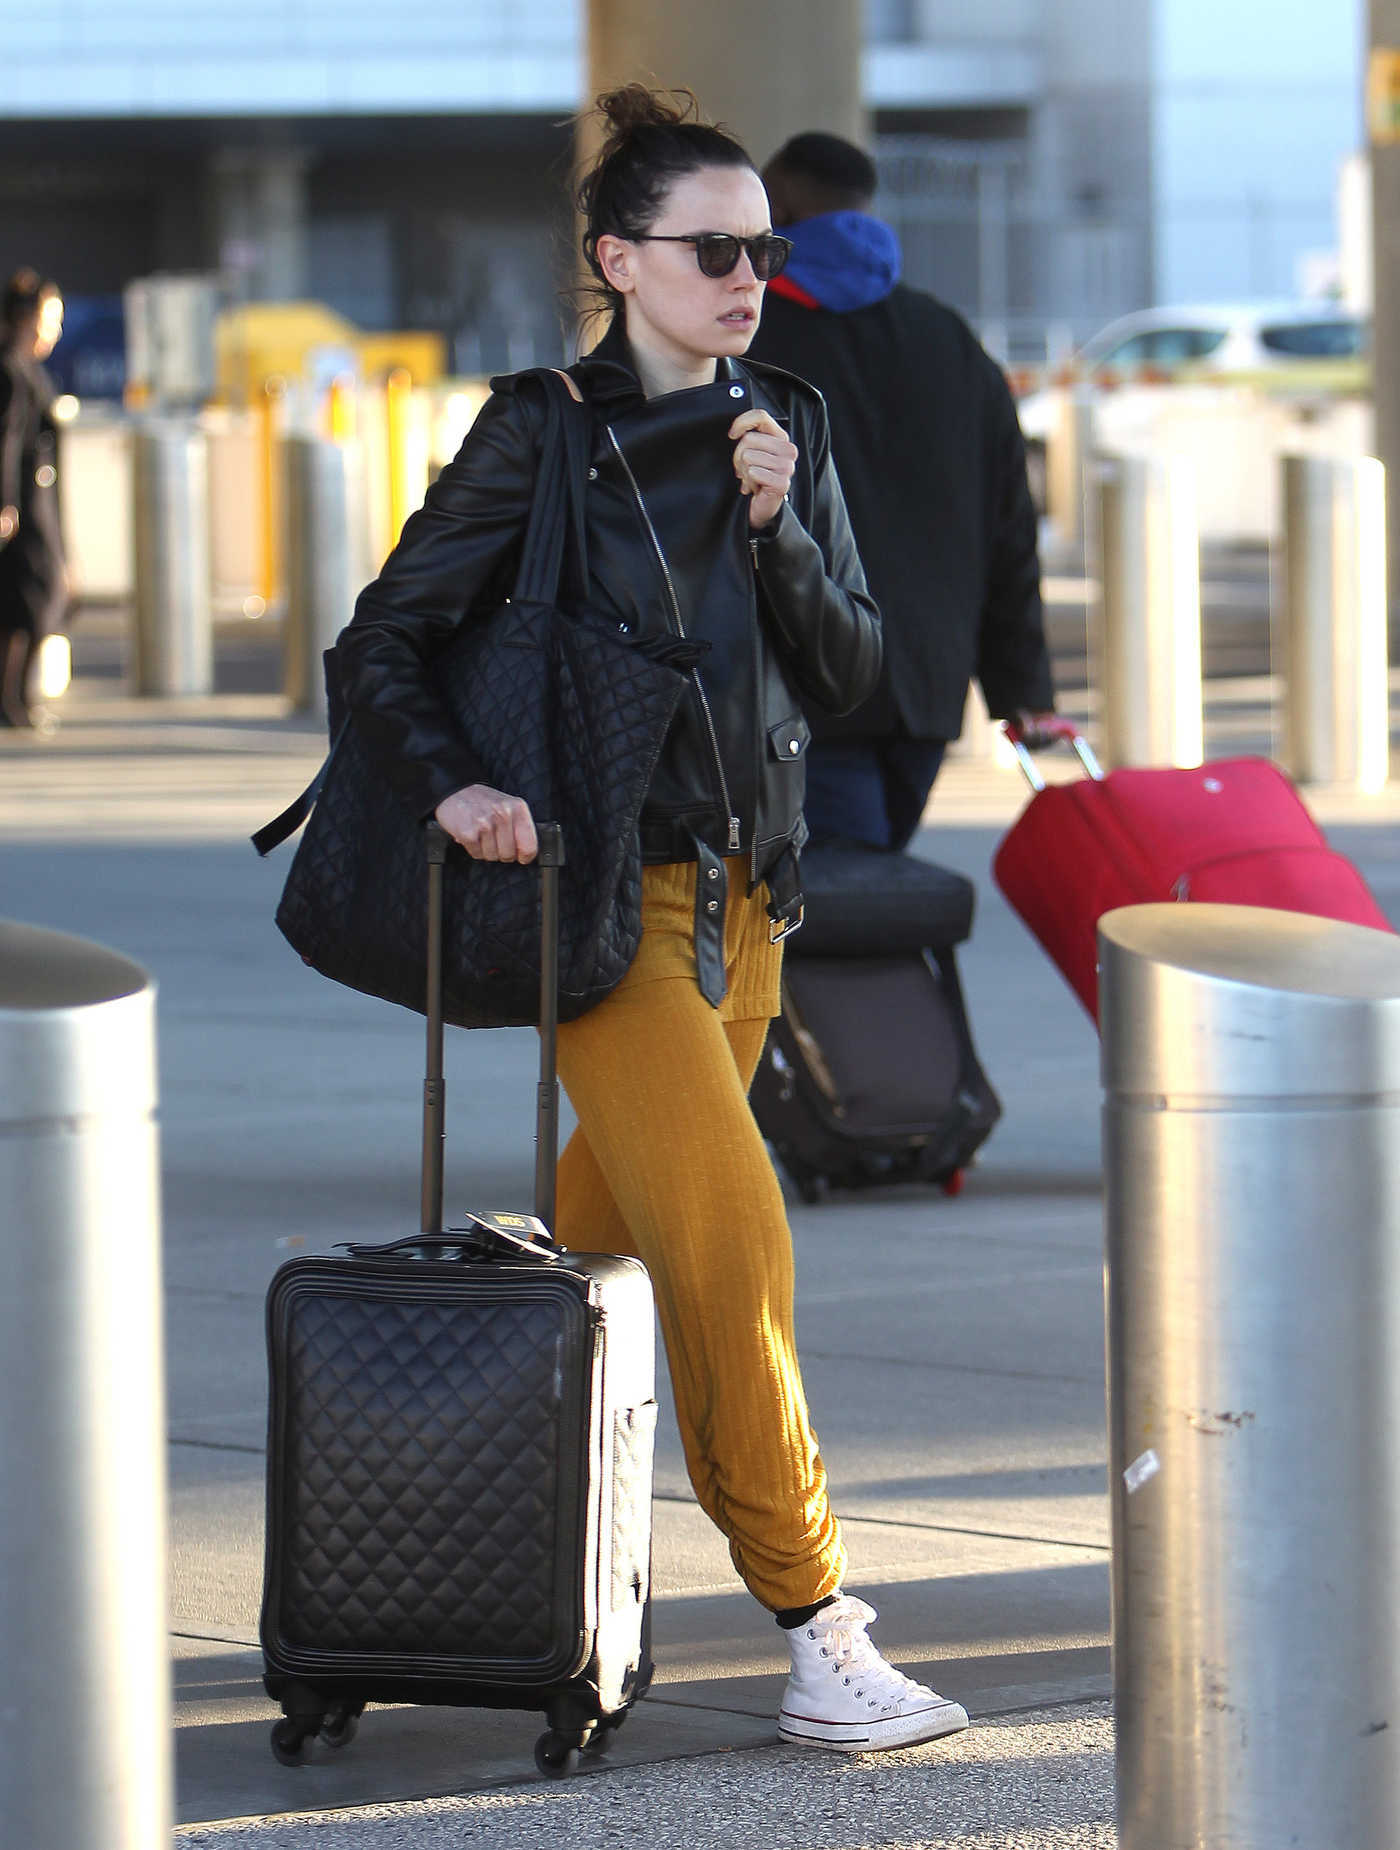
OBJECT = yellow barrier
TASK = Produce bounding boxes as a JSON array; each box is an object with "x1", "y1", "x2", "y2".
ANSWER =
[
  {"x1": 218, "y1": 303, "x2": 358, "y2": 408},
  {"x1": 258, "y1": 377, "x2": 285, "y2": 612},
  {"x1": 216, "y1": 303, "x2": 447, "y2": 407},
  {"x1": 384, "y1": 368, "x2": 413, "y2": 548},
  {"x1": 356, "y1": 331, "x2": 446, "y2": 386},
  {"x1": 325, "y1": 373, "x2": 356, "y2": 443},
  {"x1": 1172, "y1": 359, "x2": 1369, "y2": 396}
]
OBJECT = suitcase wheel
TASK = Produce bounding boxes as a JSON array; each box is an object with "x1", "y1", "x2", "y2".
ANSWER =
[
  {"x1": 581, "y1": 1716, "x2": 623, "y2": 1757},
  {"x1": 270, "y1": 1718, "x2": 310, "y2": 1767},
  {"x1": 319, "y1": 1706, "x2": 361, "y2": 1750},
  {"x1": 534, "y1": 1730, "x2": 582, "y2": 1778}
]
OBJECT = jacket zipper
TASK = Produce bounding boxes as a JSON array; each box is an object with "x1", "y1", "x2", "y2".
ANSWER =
[
  {"x1": 606, "y1": 427, "x2": 742, "y2": 854},
  {"x1": 749, "y1": 539, "x2": 762, "y2": 885}
]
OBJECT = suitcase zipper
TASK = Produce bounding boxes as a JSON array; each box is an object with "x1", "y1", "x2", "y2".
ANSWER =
[
  {"x1": 1171, "y1": 843, "x2": 1350, "y2": 905},
  {"x1": 606, "y1": 427, "x2": 742, "y2": 854}
]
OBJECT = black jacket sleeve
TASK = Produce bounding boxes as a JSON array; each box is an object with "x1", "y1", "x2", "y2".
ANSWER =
[
  {"x1": 751, "y1": 400, "x2": 883, "y2": 717},
  {"x1": 335, "y1": 389, "x2": 540, "y2": 818},
  {"x1": 975, "y1": 360, "x2": 1055, "y2": 720},
  {"x1": 0, "y1": 362, "x2": 24, "y2": 519}
]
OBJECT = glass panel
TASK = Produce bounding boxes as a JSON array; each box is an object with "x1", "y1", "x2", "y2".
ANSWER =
[
  {"x1": 1144, "y1": 327, "x2": 1210, "y2": 362},
  {"x1": 1093, "y1": 333, "x2": 1151, "y2": 367},
  {"x1": 1258, "y1": 321, "x2": 1365, "y2": 358}
]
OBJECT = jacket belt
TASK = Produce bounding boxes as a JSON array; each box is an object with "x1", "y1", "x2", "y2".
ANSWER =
[
  {"x1": 687, "y1": 834, "x2": 806, "y2": 1011},
  {"x1": 690, "y1": 833, "x2": 729, "y2": 1008},
  {"x1": 763, "y1": 844, "x2": 806, "y2": 946}
]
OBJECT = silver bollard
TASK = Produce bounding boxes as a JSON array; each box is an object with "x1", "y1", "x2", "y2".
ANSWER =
[
  {"x1": 1100, "y1": 902, "x2": 1400, "y2": 1849},
  {"x1": 1091, "y1": 453, "x2": 1203, "y2": 769},
  {"x1": 0, "y1": 921, "x2": 172, "y2": 1849},
  {"x1": 131, "y1": 419, "x2": 214, "y2": 695},
  {"x1": 283, "y1": 435, "x2": 366, "y2": 714},
  {"x1": 1278, "y1": 454, "x2": 1389, "y2": 792}
]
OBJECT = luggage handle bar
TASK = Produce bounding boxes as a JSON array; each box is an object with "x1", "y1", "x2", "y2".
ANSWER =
[
  {"x1": 421, "y1": 819, "x2": 565, "y2": 1245},
  {"x1": 1001, "y1": 717, "x2": 1103, "y2": 791},
  {"x1": 340, "y1": 1218, "x2": 558, "y2": 1263}
]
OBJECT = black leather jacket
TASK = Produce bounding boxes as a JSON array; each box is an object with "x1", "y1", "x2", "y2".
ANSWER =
[
  {"x1": 0, "y1": 340, "x2": 66, "y2": 639},
  {"x1": 337, "y1": 320, "x2": 882, "y2": 892}
]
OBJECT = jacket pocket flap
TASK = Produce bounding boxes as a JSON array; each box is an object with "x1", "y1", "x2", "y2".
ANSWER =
[{"x1": 767, "y1": 714, "x2": 810, "y2": 761}]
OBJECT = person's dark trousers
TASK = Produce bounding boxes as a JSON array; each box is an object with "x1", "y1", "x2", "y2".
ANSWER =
[
  {"x1": 803, "y1": 737, "x2": 947, "y2": 852},
  {"x1": 0, "y1": 629, "x2": 39, "y2": 728}
]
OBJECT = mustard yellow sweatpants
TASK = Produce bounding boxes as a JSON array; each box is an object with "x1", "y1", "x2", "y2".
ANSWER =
[{"x1": 553, "y1": 857, "x2": 847, "y2": 1613}]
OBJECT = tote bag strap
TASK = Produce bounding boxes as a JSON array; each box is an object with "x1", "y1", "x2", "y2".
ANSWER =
[
  {"x1": 551, "y1": 369, "x2": 592, "y2": 595},
  {"x1": 509, "y1": 368, "x2": 592, "y2": 607}
]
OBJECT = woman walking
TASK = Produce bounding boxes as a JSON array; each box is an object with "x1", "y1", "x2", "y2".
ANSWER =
[
  {"x1": 0, "y1": 269, "x2": 66, "y2": 730},
  {"x1": 337, "y1": 85, "x2": 969, "y2": 1754}
]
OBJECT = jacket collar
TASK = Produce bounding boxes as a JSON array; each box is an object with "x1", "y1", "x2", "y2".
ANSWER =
[{"x1": 573, "y1": 316, "x2": 741, "y2": 408}]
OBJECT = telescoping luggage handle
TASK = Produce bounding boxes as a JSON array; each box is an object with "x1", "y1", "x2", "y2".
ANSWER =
[
  {"x1": 1001, "y1": 717, "x2": 1104, "y2": 792},
  {"x1": 419, "y1": 818, "x2": 565, "y2": 1254}
]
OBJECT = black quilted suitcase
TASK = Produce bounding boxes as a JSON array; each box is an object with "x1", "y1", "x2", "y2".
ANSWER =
[
  {"x1": 751, "y1": 843, "x2": 1001, "y2": 1202},
  {"x1": 260, "y1": 824, "x2": 657, "y2": 1777}
]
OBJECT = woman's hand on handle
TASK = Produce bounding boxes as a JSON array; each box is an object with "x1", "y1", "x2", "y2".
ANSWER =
[
  {"x1": 730, "y1": 409, "x2": 797, "y2": 531},
  {"x1": 434, "y1": 785, "x2": 538, "y2": 863}
]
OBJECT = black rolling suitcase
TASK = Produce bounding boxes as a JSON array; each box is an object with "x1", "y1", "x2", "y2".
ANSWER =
[
  {"x1": 260, "y1": 824, "x2": 657, "y2": 1778},
  {"x1": 751, "y1": 842, "x2": 1001, "y2": 1203}
]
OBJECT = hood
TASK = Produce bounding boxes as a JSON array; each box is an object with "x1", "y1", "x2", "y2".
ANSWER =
[{"x1": 777, "y1": 211, "x2": 902, "y2": 314}]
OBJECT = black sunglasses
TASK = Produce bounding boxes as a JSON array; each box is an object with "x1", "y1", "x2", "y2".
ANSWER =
[{"x1": 633, "y1": 231, "x2": 794, "y2": 281}]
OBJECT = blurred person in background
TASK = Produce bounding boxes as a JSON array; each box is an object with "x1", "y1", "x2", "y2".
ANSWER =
[
  {"x1": 747, "y1": 134, "x2": 1055, "y2": 850},
  {"x1": 0, "y1": 269, "x2": 67, "y2": 730}
]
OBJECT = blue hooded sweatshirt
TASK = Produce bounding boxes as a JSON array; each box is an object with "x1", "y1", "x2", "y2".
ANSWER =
[{"x1": 779, "y1": 210, "x2": 903, "y2": 313}]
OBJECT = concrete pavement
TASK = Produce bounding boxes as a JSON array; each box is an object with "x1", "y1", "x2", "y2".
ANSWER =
[
  {"x1": 3, "y1": 626, "x2": 1398, "y2": 1847},
  {"x1": 172, "y1": 1701, "x2": 1117, "y2": 1849}
]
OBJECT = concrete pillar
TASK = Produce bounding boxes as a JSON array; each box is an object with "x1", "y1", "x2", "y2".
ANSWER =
[
  {"x1": 586, "y1": 0, "x2": 865, "y2": 169},
  {"x1": 211, "y1": 148, "x2": 310, "y2": 302}
]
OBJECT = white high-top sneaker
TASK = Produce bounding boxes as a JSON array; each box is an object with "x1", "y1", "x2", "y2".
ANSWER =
[{"x1": 778, "y1": 1596, "x2": 970, "y2": 1752}]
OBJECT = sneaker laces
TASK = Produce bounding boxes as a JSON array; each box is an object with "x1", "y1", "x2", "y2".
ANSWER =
[{"x1": 804, "y1": 1597, "x2": 934, "y2": 1714}]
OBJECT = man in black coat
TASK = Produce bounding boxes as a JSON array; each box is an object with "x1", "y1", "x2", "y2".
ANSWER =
[
  {"x1": 747, "y1": 134, "x2": 1054, "y2": 849},
  {"x1": 0, "y1": 269, "x2": 67, "y2": 729}
]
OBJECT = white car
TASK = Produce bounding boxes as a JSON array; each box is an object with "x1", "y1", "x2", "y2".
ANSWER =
[{"x1": 1015, "y1": 302, "x2": 1367, "y2": 503}]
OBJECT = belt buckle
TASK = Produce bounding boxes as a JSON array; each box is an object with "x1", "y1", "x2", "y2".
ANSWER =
[{"x1": 769, "y1": 903, "x2": 804, "y2": 946}]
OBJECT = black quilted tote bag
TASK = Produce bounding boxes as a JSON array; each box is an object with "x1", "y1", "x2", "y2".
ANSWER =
[{"x1": 255, "y1": 372, "x2": 692, "y2": 1029}]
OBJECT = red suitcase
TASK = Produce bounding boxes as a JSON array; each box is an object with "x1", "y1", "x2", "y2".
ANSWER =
[{"x1": 993, "y1": 721, "x2": 1394, "y2": 1023}]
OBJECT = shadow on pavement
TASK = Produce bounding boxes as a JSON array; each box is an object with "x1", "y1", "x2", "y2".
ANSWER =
[{"x1": 175, "y1": 1561, "x2": 1109, "y2": 1826}]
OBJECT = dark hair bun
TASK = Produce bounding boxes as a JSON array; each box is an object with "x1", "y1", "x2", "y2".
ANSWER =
[{"x1": 596, "y1": 83, "x2": 700, "y2": 141}]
